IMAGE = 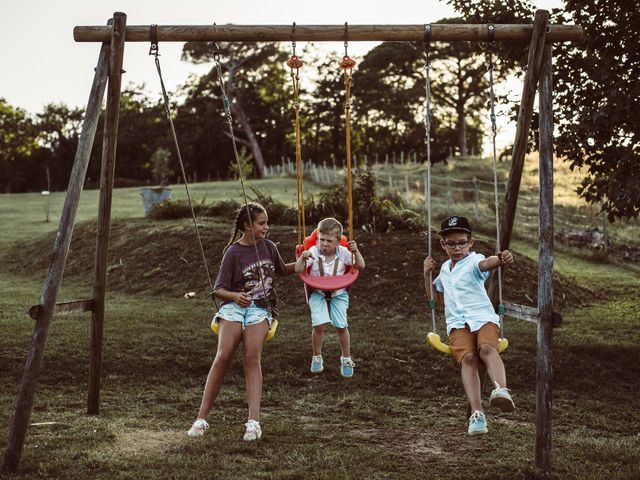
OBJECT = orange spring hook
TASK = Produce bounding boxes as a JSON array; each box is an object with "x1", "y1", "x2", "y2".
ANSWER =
[
  {"x1": 340, "y1": 55, "x2": 356, "y2": 70},
  {"x1": 287, "y1": 55, "x2": 303, "y2": 69}
]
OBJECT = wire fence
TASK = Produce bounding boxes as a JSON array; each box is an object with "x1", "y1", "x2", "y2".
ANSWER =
[{"x1": 264, "y1": 156, "x2": 639, "y2": 254}]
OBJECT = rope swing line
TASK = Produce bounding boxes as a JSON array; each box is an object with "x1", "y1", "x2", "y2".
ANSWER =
[
  {"x1": 209, "y1": 35, "x2": 273, "y2": 318},
  {"x1": 149, "y1": 25, "x2": 214, "y2": 297},
  {"x1": 423, "y1": 25, "x2": 437, "y2": 336},
  {"x1": 424, "y1": 24, "x2": 508, "y2": 355},
  {"x1": 487, "y1": 24, "x2": 507, "y2": 340},
  {"x1": 293, "y1": 22, "x2": 360, "y2": 294},
  {"x1": 287, "y1": 22, "x2": 306, "y2": 246},
  {"x1": 150, "y1": 26, "x2": 275, "y2": 339},
  {"x1": 340, "y1": 22, "x2": 357, "y2": 244}
]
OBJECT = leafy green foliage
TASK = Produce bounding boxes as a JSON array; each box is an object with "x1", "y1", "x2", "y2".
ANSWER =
[
  {"x1": 149, "y1": 147, "x2": 173, "y2": 185},
  {"x1": 449, "y1": 0, "x2": 640, "y2": 221},
  {"x1": 553, "y1": 0, "x2": 640, "y2": 221}
]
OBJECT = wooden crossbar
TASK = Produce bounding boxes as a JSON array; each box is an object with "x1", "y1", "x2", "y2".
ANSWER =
[
  {"x1": 503, "y1": 301, "x2": 562, "y2": 327},
  {"x1": 73, "y1": 23, "x2": 584, "y2": 43},
  {"x1": 28, "y1": 299, "x2": 95, "y2": 321},
  {"x1": 504, "y1": 301, "x2": 539, "y2": 323}
]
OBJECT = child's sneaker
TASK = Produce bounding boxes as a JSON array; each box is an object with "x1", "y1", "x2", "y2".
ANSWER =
[
  {"x1": 340, "y1": 356, "x2": 355, "y2": 378},
  {"x1": 310, "y1": 355, "x2": 324, "y2": 373},
  {"x1": 468, "y1": 410, "x2": 488, "y2": 435},
  {"x1": 187, "y1": 418, "x2": 209, "y2": 437},
  {"x1": 490, "y1": 382, "x2": 515, "y2": 412},
  {"x1": 243, "y1": 419, "x2": 262, "y2": 441}
]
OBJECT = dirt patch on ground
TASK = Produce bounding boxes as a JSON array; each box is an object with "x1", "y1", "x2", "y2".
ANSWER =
[{"x1": 109, "y1": 428, "x2": 184, "y2": 456}]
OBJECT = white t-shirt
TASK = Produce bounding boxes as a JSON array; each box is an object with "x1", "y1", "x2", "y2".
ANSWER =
[{"x1": 305, "y1": 244, "x2": 354, "y2": 297}]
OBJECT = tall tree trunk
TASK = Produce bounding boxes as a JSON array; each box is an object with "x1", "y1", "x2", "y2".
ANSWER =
[
  {"x1": 456, "y1": 60, "x2": 468, "y2": 157},
  {"x1": 457, "y1": 105, "x2": 468, "y2": 157},
  {"x1": 230, "y1": 102, "x2": 266, "y2": 177}
]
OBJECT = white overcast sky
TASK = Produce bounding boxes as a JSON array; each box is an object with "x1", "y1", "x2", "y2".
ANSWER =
[{"x1": 1, "y1": 0, "x2": 562, "y2": 114}]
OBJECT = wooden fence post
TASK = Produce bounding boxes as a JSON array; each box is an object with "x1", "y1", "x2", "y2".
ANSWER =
[
  {"x1": 88, "y1": 12, "x2": 127, "y2": 415},
  {"x1": 473, "y1": 176, "x2": 479, "y2": 217}
]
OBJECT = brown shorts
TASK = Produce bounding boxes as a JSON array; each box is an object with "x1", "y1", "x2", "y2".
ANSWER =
[{"x1": 449, "y1": 323, "x2": 500, "y2": 363}]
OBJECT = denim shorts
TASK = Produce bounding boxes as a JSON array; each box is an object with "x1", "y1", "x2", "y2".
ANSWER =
[
  {"x1": 309, "y1": 291, "x2": 349, "y2": 329},
  {"x1": 213, "y1": 301, "x2": 273, "y2": 331}
]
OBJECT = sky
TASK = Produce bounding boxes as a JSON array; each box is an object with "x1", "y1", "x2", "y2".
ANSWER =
[{"x1": 1, "y1": 0, "x2": 563, "y2": 114}]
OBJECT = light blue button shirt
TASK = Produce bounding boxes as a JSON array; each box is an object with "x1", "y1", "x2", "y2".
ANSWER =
[{"x1": 433, "y1": 252, "x2": 500, "y2": 335}]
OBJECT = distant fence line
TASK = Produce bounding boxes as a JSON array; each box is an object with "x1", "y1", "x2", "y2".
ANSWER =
[{"x1": 265, "y1": 157, "x2": 617, "y2": 250}]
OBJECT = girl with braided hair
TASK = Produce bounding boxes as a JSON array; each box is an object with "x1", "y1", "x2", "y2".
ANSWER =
[{"x1": 188, "y1": 202, "x2": 295, "y2": 441}]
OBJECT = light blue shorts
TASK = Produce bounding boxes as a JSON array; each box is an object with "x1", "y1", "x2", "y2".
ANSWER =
[
  {"x1": 309, "y1": 291, "x2": 349, "y2": 329},
  {"x1": 213, "y1": 301, "x2": 273, "y2": 331}
]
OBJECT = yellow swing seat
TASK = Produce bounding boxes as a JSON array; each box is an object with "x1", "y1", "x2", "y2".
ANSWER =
[
  {"x1": 426, "y1": 332, "x2": 509, "y2": 355},
  {"x1": 211, "y1": 318, "x2": 278, "y2": 341}
]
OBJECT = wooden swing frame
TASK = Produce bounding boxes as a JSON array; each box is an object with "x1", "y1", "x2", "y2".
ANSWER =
[{"x1": 2, "y1": 12, "x2": 581, "y2": 478}]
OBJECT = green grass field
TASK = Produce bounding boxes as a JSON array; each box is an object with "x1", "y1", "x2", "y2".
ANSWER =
[{"x1": 1, "y1": 172, "x2": 639, "y2": 479}]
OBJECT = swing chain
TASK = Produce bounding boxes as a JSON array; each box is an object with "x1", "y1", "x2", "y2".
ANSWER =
[
  {"x1": 209, "y1": 28, "x2": 273, "y2": 316},
  {"x1": 487, "y1": 24, "x2": 497, "y2": 137},
  {"x1": 291, "y1": 21, "x2": 296, "y2": 57},
  {"x1": 344, "y1": 22, "x2": 348, "y2": 57}
]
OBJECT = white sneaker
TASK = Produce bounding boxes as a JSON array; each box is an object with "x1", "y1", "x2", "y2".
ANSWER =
[
  {"x1": 490, "y1": 382, "x2": 515, "y2": 412},
  {"x1": 187, "y1": 418, "x2": 209, "y2": 437},
  {"x1": 468, "y1": 410, "x2": 488, "y2": 435},
  {"x1": 310, "y1": 355, "x2": 324, "y2": 373},
  {"x1": 243, "y1": 419, "x2": 262, "y2": 441}
]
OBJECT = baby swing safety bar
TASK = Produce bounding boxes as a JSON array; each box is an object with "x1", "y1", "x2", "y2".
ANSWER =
[
  {"x1": 150, "y1": 27, "x2": 277, "y2": 341},
  {"x1": 424, "y1": 24, "x2": 508, "y2": 355},
  {"x1": 291, "y1": 22, "x2": 360, "y2": 293}
]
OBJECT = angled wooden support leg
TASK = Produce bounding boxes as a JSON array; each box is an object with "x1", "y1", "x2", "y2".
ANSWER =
[
  {"x1": 87, "y1": 11, "x2": 127, "y2": 416},
  {"x1": 1, "y1": 37, "x2": 110, "y2": 475}
]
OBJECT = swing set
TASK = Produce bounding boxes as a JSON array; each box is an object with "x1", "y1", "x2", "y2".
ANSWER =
[{"x1": 3, "y1": 13, "x2": 582, "y2": 479}]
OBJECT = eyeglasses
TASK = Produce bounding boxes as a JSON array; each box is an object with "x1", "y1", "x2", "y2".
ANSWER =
[{"x1": 442, "y1": 240, "x2": 470, "y2": 249}]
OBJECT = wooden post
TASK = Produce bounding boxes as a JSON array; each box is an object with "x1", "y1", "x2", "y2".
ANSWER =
[
  {"x1": 501, "y1": 10, "x2": 549, "y2": 250},
  {"x1": 87, "y1": 12, "x2": 127, "y2": 415},
  {"x1": 601, "y1": 205, "x2": 610, "y2": 254},
  {"x1": 423, "y1": 173, "x2": 429, "y2": 209},
  {"x1": 536, "y1": 42, "x2": 554, "y2": 480},
  {"x1": 489, "y1": 10, "x2": 549, "y2": 305},
  {"x1": 1, "y1": 37, "x2": 110, "y2": 476}
]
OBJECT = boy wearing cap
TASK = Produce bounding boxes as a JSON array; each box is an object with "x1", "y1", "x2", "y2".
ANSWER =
[{"x1": 423, "y1": 215, "x2": 515, "y2": 435}]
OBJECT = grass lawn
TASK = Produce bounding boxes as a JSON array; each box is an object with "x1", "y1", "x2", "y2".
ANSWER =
[{"x1": 1, "y1": 175, "x2": 639, "y2": 479}]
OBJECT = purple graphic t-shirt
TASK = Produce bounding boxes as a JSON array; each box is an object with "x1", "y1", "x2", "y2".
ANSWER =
[{"x1": 214, "y1": 239, "x2": 286, "y2": 317}]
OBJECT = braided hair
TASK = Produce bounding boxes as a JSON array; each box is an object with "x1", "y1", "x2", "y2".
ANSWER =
[{"x1": 225, "y1": 202, "x2": 267, "y2": 251}]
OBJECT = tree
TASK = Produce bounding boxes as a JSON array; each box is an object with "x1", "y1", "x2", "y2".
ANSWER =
[
  {"x1": 36, "y1": 103, "x2": 84, "y2": 190},
  {"x1": 554, "y1": 1, "x2": 640, "y2": 220},
  {"x1": 182, "y1": 41, "x2": 289, "y2": 177},
  {"x1": 354, "y1": 37, "x2": 486, "y2": 163},
  {"x1": 0, "y1": 98, "x2": 38, "y2": 192},
  {"x1": 428, "y1": 21, "x2": 490, "y2": 158},
  {"x1": 354, "y1": 42, "x2": 424, "y2": 158},
  {"x1": 449, "y1": 0, "x2": 640, "y2": 220}
]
